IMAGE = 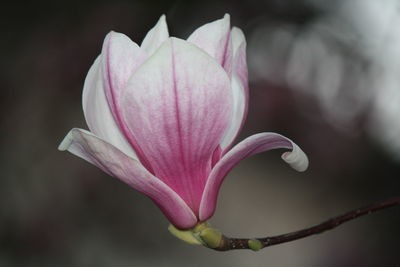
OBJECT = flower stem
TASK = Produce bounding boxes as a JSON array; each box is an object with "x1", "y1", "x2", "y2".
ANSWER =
[{"x1": 206, "y1": 197, "x2": 400, "y2": 251}]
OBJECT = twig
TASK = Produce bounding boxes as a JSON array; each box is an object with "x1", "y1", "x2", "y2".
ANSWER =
[{"x1": 209, "y1": 197, "x2": 400, "y2": 251}]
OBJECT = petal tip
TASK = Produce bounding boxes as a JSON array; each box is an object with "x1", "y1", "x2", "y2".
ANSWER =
[
  {"x1": 281, "y1": 143, "x2": 309, "y2": 172},
  {"x1": 221, "y1": 13, "x2": 231, "y2": 28},
  {"x1": 104, "y1": 30, "x2": 118, "y2": 41},
  {"x1": 58, "y1": 130, "x2": 75, "y2": 151},
  {"x1": 104, "y1": 30, "x2": 130, "y2": 42},
  {"x1": 231, "y1": 27, "x2": 245, "y2": 40},
  {"x1": 159, "y1": 14, "x2": 166, "y2": 22},
  {"x1": 154, "y1": 14, "x2": 167, "y2": 29},
  {"x1": 140, "y1": 14, "x2": 170, "y2": 55},
  {"x1": 102, "y1": 31, "x2": 133, "y2": 52}
]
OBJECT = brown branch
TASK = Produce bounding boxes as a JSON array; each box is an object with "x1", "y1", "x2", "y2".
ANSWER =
[{"x1": 210, "y1": 197, "x2": 400, "y2": 251}]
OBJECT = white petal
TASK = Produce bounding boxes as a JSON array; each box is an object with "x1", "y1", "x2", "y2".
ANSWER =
[
  {"x1": 187, "y1": 14, "x2": 231, "y2": 64},
  {"x1": 219, "y1": 75, "x2": 247, "y2": 149},
  {"x1": 219, "y1": 27, "x2": 249, "y2": 151},
  {"x1": 82, "y1": 56, "x2": 138, "y2": 159},
  {"x1": 141, "y1": 15, "x2": 169, "y2": 56}
]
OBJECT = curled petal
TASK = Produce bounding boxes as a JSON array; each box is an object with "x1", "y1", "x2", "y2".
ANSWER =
[
  {"x1": 82, "y1": 57, "x2": 137, "y2": 159},
  {"x1": 58, "y1": 128, "x2": 197, "y2": 229},
  {"x1": 281, "y1": 143, "x2": 309, "y2": 172},
  {"x1": 141, "y1": 15, "x2": 169, "y2": 56},
  {"x1": 120, "y1": 37, "x2": 232, "y2": 214},
  {"x1": 199, "y1": 133, "x2": 309, "y2": 221},
  {"x1": 187, "y1": 14, "x2": 231, "y2": 65}
]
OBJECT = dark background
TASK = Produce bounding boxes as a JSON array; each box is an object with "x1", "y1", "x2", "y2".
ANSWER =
[{"x1": 1, "y1": 0, "x2": 399, "y2": 266}]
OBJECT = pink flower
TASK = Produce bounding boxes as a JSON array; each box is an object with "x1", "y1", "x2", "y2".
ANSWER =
[{"x1": 59, "y1": 14, "x2": 308, "y2": 229}]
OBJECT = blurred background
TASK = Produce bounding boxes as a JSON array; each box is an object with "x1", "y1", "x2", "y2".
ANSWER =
[{"x1": 1, "y1": 0, "x2": 399, "y2": 266}]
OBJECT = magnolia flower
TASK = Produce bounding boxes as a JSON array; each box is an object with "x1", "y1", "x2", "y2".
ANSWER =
[{"x1": 59, "y1": 14, "x2": 308, "y2": 230}]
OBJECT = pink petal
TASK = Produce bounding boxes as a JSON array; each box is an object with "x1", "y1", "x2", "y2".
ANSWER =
[
  {"x1": 101, "y1": 31, "x2": 153, "y2": 171},
  {"x1": 199, "y1": 133, "x2": 309, "y2": 221},
  {"x1": 101, "y1": 31, "x2": 147, "y2": 116},
  {"x1": 140, "y1": 15, "x2": 169, "y2": 56},
  {"x1": 187, "y1": 14, "x2": 231, "y2": 66},
  {"x1": 58, "y1": 128, "x2": 197, "y2": 229},
  {"x1": 120, "y1": 37, "x2": 232, "y2": 215},
  {"x1": 82, "y1": 56, "x2": 137, "y2": 159},
  {"x1": 220, "y1": 27, "x2": 249, "y2": 151}
]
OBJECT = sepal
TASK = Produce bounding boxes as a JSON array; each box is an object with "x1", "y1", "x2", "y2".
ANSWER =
[
  {"x1": 168, "y1": 224, "x2": 203, "y2": 245},
  {"x1": 168, "y1": 221, "x2": 224, "y2": 248}
]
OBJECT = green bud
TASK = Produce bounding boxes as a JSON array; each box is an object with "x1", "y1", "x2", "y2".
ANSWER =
[
  {"x1": 199, "y1": 228, "x2": 223, "y2": 249},
  {"x1": 248, "y1": 239, "x2": 263, "y2": 251}
]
